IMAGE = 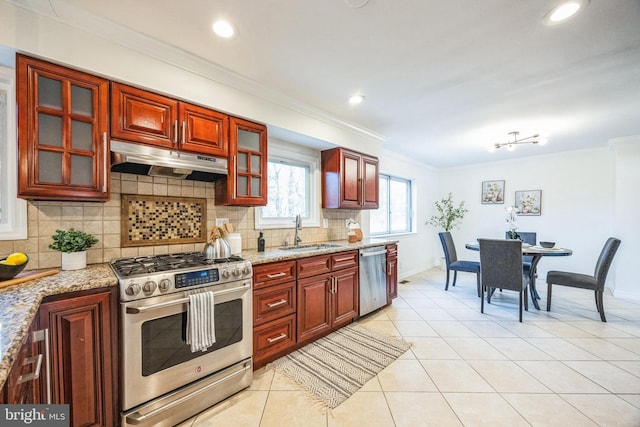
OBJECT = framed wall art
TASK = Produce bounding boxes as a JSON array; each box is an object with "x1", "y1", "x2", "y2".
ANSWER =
[
  {"x1": 481, "y1": 180, "x2": 505, "y2": 204},
  {"x1": 515, "y1": 190, "x2": 541, "y2": 216}
]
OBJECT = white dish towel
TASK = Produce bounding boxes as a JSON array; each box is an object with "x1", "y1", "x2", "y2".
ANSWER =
[{"x1": 186, "y1": 291, "x2": 216, "y2": 352}]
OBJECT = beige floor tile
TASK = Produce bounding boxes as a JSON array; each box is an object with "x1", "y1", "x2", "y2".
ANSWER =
[
  {"x1": 611, "y1": 361, "x2": 640, "y2": 377},
  {"x1": 618, "y1": 394, "x2": 640, "y2": 410},
  {"x1": 444, "y1": 393, "x2": 530, "y2": 427},
  {"x1": 484, "y1": 337, "x2": 554, "y2": 360},
  {"x1": 405, "y1": 297, "x2": 440, "y2": 309},
  {"x1": 377, "y1": 359, "x2": 438, "y2": 392},
  {"x1": 499, "y1": 321, "x2": 555, "y2": 338},
  {"x1": 531, "y1": 320, "x2": 597, "y2": 338},
  {"x1": 502, "y1": 393, "x2": 598, "y2": 426},
  {"x1": 446, "y1": 307, "x2": 491, "y2": 321},
  {"x1": 444, "y1": 338, "x2": 508, "y2": 360},
  {"x1": 469, "y1": 360, "x2": 551, "y2": 393},
  {"x1": 561, "y1": 394, "x2": 640, "y2": 427},
  {"x1": 413, "y1": 307, "x2": 456, "y2": 321},
  {"x1": 393, "y1": 320, "x2": 439, "y2": 337},
  {"x1": 525, "y1": 337, "x2": 601, "y2": 360},
  {"x1": 409, "y1": 337, "x2": 461, "y2": 360},
  {"x1": 248, "y1": 368, "x2": 274, "y2": 391},
  {"x1": 516, "y1": 361, "x2": 607, "y2": 393},
  {"x1": 607, "y1": 322, "x2": 640, "y2": 337},
  {"x1": 189, "y1": 390, "x2": 268, "y2": 426},
  {"x1": 605, "y1": 337, "x2": 640, "y2": 355},
  {"x1": 420, "y1": 360, "x2": 493, "y2": 392},
  {"x1": 384, "y1": 307, "x2": 423, "y2": 321},
  {"x1": 429, "y1": 321, "x2": 478, "y2": 337},
  {"x1": 386, "y1": 392, "x2": 463, "y2": 427},
  {"x1": 327, "y1": 391, "x2": 394, "y2": 427},
  {"x1": 566, "y1": 337, "x2": 640, "y2": 360},
  {"x1": 359, "y1": 375, "x2": 382, "y2": 392},
  {"x1": 461, "y1": 320, "x2": 517, "y2": 337},
  {"x1": 564, "y1": 360, "x2": 640, "y2": 393},
  {"x1": 568, "y1": 320, "x2": 634, "y2": 337},
  {"x1": 269, "y1": 371, "x2": 303, "y2": 391},
  {"x1": 260, "y1": 391, "x2": 327, "y2": 427},
  {"x1": 356, "y1": 319, "x2": 402, "y2": 337}
]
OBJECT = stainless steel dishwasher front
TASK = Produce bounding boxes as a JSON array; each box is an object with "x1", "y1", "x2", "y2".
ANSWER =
[{"x1": 358, "y1": 246, "x2": 388, "y2": 316}]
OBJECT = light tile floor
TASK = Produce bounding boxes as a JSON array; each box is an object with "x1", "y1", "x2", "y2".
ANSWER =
[{"x1": 179, "y1": 268, "x2": 640, "y2": 426}]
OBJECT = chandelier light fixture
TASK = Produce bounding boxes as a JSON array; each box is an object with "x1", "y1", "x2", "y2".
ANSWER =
[{"x1": 490, "y1": 131, "x2": 547, "y2": 152}]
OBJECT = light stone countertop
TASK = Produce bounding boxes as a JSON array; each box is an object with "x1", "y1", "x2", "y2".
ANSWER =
[{"x1": 0, "y1": 238, "x2": 397, "y2": 390}]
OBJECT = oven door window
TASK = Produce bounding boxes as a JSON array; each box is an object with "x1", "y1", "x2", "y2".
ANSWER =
[{"x1": 141, "y1": 299, "x2": 242, "y2": 376}]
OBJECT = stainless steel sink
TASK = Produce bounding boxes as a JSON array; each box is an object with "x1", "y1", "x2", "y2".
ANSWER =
[{"x1": 279, "y1": 243, "x2": 342, "y2": 251}]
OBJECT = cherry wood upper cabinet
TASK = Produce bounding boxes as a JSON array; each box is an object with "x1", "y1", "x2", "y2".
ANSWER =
[
  {"x1": 215, "y1": 117, "x2": 268, "y2": 206},
  {"x1": 110, "y1": 82, "x2": 228, "y2": 157},
  {"x1": 17, "y1": 54, "x2": 110, "y2": 201},
  {"x1": 321, "y1": 147, "x2": 379, "y2": 209}
]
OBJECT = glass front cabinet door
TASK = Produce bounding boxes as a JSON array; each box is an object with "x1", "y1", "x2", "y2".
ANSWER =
[
  {"x1": 216, "y1": 117, "x2": 267, "y2": 206},
  {"x1": 17, "y1": 55, "x2": 110, "y2": 201}
]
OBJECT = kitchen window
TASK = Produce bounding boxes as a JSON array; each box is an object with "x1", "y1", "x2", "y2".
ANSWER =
[
  {"x1": 370, "y1": 174, "x2": 412, "y2": 236},
  {"x1": 255, "y1": 142, "x2": 320, "y2": 229},
  {"x1": 0, "y1": 66, "x2": 27, "y2": 240}
]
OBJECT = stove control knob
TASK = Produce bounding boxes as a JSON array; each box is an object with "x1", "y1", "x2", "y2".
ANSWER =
[
  {"x1": 143, "y1": 281, "x2": 157, "y2": 293},
  {"x1": 221, "y1": 269, "x2": 231, "y2": 280},
  {"x1": 125, "y1": 284, "x2": 140, "y2": 296},
  {"x1": 242, "y1": 265, "x2": 251, "y2": 276},
  {"x1": 232, "y1": 267, "x2": 241, "y2": 277},
  {"x1": 158, "y1": 279, "x2": 171, "y2": 292}
]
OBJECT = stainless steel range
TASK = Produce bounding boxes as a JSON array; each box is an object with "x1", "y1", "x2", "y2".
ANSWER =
[{"x1": 111, "y1": 252, "x2": 253, "y2": 427}]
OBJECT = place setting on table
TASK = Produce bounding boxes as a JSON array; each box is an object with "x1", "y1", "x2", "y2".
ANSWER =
[{"x1": 465, "y1": 239, "x2": 573, "y2": 310}]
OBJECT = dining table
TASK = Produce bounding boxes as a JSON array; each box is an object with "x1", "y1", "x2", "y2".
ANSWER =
[{"x1": 465, "y1": 242, "x2": 573, "y2": 310}]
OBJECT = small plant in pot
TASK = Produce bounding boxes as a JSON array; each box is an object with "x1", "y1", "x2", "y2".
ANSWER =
[
  {"x1": 49, "y1": 228, "x2": 98, "y2": 271},
  {"x1": 425, "y1": 193, "x2": 468, "y2": 232}
]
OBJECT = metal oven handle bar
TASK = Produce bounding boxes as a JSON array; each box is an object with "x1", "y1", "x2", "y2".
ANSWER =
[
  {"x1": 125, "y1": 362, "x2": 251, "y2": 425},
  {"x1": 126, "y1": 283, "x2": 250, "y2": 314}
]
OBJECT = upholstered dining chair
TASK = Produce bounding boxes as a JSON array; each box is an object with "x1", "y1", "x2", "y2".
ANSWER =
[
  {"x1": 546, "y1": 237, "x2": 621, "y2": 322},
  {"x1": 479, "y1": 238, "x2": 529, "y2": 322},
  {"x1": 505, "y1": 231, "x2": 536, "y2": 275},
  {"x1": 438, "y1": 232, "x2": 480, "y2": 297}
]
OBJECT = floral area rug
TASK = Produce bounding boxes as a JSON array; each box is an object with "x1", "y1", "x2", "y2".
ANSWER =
[{"x1": 270, "y1": 323, "x2": 411, "y2": 409}]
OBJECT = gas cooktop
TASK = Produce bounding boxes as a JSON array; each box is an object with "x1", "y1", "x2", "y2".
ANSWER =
[{"x1": 110, "y1": 251, "x2": 245, "y2": 278}]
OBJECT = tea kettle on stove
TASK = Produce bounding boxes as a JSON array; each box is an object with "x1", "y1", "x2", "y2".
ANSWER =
[{"x1": 204, "y1": 226, "x2": 231, "y2": 259}]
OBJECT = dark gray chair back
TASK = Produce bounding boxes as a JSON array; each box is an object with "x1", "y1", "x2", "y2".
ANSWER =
[
  {"x1": 505, "y1": 231, "x2": 536, "y2": 263},
  {"x1": 439, "y1": 232, "x2": 458, "y2": 266},
  {"x1": 479, "y1": 238, "x2": 525, "y2": 291},
  {"x1": 594, "y1": 238, "x2": 621, "y2": 290}
]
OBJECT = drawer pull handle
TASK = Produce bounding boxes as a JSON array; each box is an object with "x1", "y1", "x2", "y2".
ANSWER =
[
  {"x1": 267, "y1": 299, "x2": 287, "y2": 308},
  {"x1": 17, "y1": 354, "x2": 43, "y2": 384},
  {"x1": 266, "y1": 272, "x2": 287, "y2": 279},
  {"x1": 267, "y1": 333, "x2": 287, "y2": 343}
]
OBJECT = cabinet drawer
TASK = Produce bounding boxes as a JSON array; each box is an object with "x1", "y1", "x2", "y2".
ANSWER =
[
  {"x1": 254, "y1": 281, "x2": 296, "y2": 325},
  {"x1": 386, "y1": 244, "x2": 398, "y2": 259},
  {"x1": 332, "y1": 250, "x2": 359, "y2": 270},
  {"x1": 253, "y1": 314, "x2": 296, "y2": 361},
  {"x1": 297, "y1": 255, "x2": 331, "y2": 279},
  {"x1": 253, "y1": 261, "x2": 296, "y2": 289}
]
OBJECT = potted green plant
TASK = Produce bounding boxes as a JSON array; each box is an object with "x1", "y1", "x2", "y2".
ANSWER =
[
  {"x1": 49, "y1": 228, "x2": 99, "y2": 270},
  {"x1": 426, "y1": 193, "x2": 468, "y2": 232}
]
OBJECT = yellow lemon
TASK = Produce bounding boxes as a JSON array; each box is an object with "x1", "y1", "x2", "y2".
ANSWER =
[
  {"x1": 0, "y1": 259, "x2": 16, "y2": 265},
  {"x1": 6, "y1": 252, "x2": 28, "y2": 265}
]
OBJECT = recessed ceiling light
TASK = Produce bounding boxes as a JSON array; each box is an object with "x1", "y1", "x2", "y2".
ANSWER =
[
  {"x1": 212, "y1": 20, "x2": 234, "y2": 38},
  {"x1": 544, "y1": 0, "x2": 588, "y2": 25},
  {"x1": 349, "y1": 94, "x2": 365, "y2": 104}
]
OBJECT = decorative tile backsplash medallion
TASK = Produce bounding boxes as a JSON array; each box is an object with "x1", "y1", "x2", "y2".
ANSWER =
[{"x1": 121, "y1": 194, "x2": 207, "y2": 247}]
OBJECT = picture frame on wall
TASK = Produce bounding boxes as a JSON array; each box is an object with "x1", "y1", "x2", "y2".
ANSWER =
[
  {"x1": 515, "y1": 190, "x2": 542, "y2": 216},
  {"x1": 481, "y1": 180, "x2": 505, "y2": 204}
]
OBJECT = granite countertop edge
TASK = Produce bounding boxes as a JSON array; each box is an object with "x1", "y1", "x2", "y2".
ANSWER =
[{"x1": 0, "y1": 238, "x2": 397, "y2": 390}]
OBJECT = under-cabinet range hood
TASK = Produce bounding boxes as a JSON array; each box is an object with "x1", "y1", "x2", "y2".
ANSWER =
[{"x1": 110, "y1": 140, "x2": 228, "y2": 182}]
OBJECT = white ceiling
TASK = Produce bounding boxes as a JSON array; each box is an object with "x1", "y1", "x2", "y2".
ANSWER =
[{"x1": 18, "y1": 0, "x2": 640, "y2": 167}]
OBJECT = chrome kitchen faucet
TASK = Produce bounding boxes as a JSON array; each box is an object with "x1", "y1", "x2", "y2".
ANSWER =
[{"x1": 294, "y1": 214, "x2": 302, "y2": 246}]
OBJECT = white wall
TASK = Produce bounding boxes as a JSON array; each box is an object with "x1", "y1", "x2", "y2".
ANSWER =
[
  {"x1": 438, "y1": 148, "x2": 623, "y2": 290},
  {"x1": 611, "y1": 136, "x2": 640, "y2": 299}
]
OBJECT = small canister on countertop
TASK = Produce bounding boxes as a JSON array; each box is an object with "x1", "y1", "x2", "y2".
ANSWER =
[{"x1": 227, "y1": 233, "x2": 242, "y2": 255}]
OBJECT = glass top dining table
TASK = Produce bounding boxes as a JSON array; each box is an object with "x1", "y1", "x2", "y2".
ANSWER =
[{"x1": 465, "y1": 242, "x2": 573, "y2": 310}]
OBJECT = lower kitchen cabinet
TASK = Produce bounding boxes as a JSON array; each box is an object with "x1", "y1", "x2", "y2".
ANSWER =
[
  {"x1": 297, "y1": 252, "x2": 358, "y2": 343},
  {"x1": 38, "y1": 288, "x2": 118, "y2": 427},
  {"x1": 0, "y1": 315, "x2": 43, "y2": 404},
  {"x1": 386, "y1": 244, "x2": 398, "y2": 303}
]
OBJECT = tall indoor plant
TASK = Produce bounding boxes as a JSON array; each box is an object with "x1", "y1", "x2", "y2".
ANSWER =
[
  {"x1": 426, "y1": 193, "x2": 468, "y2": 231},
  {"x1": 49, "y1": 228, "x2": 98, "y2": 270}
]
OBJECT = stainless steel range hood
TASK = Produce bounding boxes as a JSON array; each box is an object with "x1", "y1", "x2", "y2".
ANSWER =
[{"x1": 110, "y1": 140, "x2": 228, "y2": 182}]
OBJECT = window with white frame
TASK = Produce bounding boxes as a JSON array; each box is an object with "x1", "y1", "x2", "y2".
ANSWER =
[
  {"x1": 370, "y1": 174, "x2": 412, "y2": 235},
  {"x1": 0, "y1": 66, "x2": 27, "y2": 240},
  {"x1": 255, "y1": 143, "x2": 320, "y2": 230}
]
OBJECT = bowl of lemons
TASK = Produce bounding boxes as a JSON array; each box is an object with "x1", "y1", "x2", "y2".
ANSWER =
[{"x1": 0, "y1": 252, "x2": 29, "y2": 280}]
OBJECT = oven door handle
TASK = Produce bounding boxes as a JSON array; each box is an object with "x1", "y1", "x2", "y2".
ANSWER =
[
  {"x1": 126, "y1": 282, "x2": 250, "y2": 314},
  {"x1": 124, "y1": 362, "x2": 252, "y2": 425}
]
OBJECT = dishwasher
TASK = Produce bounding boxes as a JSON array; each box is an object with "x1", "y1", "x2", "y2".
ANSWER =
[{"x1": 359, "y1": 246, "x2": 388, "y2": 316}]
